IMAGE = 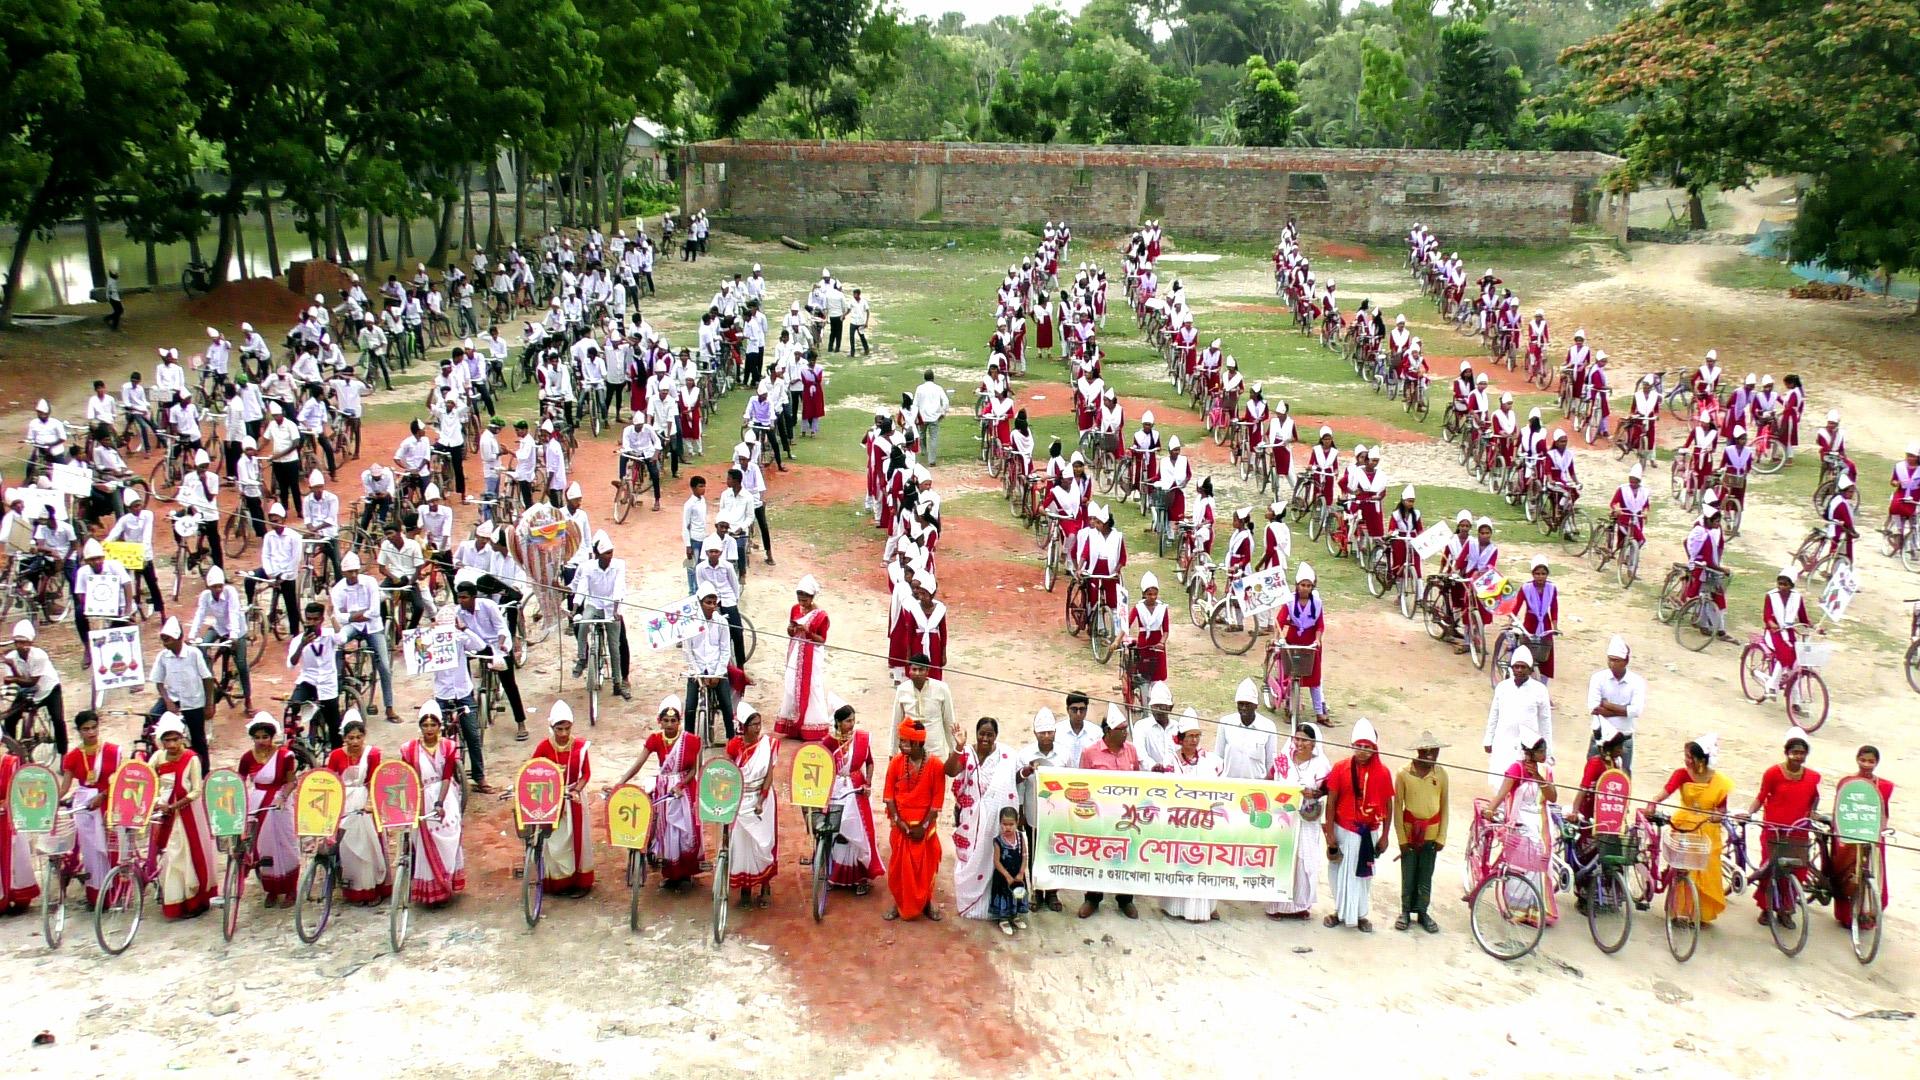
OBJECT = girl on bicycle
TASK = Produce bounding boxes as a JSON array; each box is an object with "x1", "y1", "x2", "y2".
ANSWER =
[
  {"x1": 1760, "y1": 569, "x2": 1814, "y2": 698},
  {"x1": 1516, "y1": 558, "x2": 1559, "y2": 685},
  {"x1": 533, "y1": 701, "x2": 594, "y2": 895},
  {"x1": 1008, "y1": 410, "x2": 1034, "y2": 482},
  {"x1": 1823, "y1": 474, "x2": 1858, "y2": 563},
  {"x1": 151, "y1": 713, "x2": 217, "y2": 919},
  {"x1": 728, "y1": 705, "x2": 780, "y2": 909},
  {"x1": 612, "y1": 696, "x2": 703, "y2": 889},
  {"x1": 1655, "y1": 738, "x2": 1731, "y2": 925},
  {"x1": 822, "y1": 703, "x2": 882, "y2": 894},
  {"x1": 401, "y1": 702, "x2": 465, "y2": 905},
  {"x1": 1741, "y1": 729, "x2": 1821, "y2": 928},
  {"x1": 58, "y1": 710, "x2": 121, "y2": 906},
  {"x1": 326, "y1": 712, "x2": 390, "y2": 904},
  {"x1": 1386, "y1": 485, "x2": 1423, "y2": 581},
  {"x1": 1485, "y1": 725, "x2": 1560, "y2": 926},
  {"x1": 237, "y1": 713, "x2": 300, "y2": 908},
  {"x1": 1275, "y1": 563, "x2": 1329, "y2": 726}
]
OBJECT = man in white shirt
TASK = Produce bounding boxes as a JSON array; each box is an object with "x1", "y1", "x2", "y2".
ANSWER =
[
  {"x1": 569, "y1": 531, "x2": 631, "y2": 697},
  {"x1": 246, "y1": 503, "x2": 302, "y2": 636},
  {"x1": 1586, "y1": 634, "x2": 1646, "y2": 772},
  {"x1": 148, "y1": 617, "x2": 215, "y2": 766},
  {"x1": 454, "y1": 573, "x2": 526, "y2": 739},
  {"x1": 3, "y1": 620, "x2": 65, "y2": 755},
  {"x1": 287, "y1": 600, "x2": 345, "y2": 750},
  {"x1": 681, "y1": 475, "x2": 710, "y2": 595},
  {"x1": 70, "y1": 538, "x2": 133, "y2": 656},
  {"x1": 120, "y1": 371, "x2": 157, "y2": 453},
  {"x1": 106, "y1": 488, "x2": 165, "y2": 618},
  {"x1": 1214, "y1": 678, "x2": 1279, "y2": 779},
  {"x1": 693, "y1": 535, "x2": 746, "y2": 666},
  {"x1": 847, "y1": 288, "x2": 871, "y2": 355},
  {"x1": 889, "y1": 655, "x2": 956, "y2": 760},
  {"x1": 911, "y1": 371, "x2": 951, "y2": 466},
  {"x1": 302, "y1": 470, "x2": 342, "y2": 580},
  {"x1": 682, "y1": 583, "x2": 737, "y2": 739},
  {"x1": 376, "y1": 518, "x2": 433, "y2": 631},
  {"x1": 1134, "y1": 683, "x2": 1179, "y2": 772},
  {"x1": 330, "y1": 552, "x2": 395, "y2": 720},
  {"x1": 189, "y1": 565, "x2": 252, "y2": 712},
  {"x1": 1483, "y1": 645, "x2": 1554, "y2": 789},
  {"x1": 418, "y1": 619, "x2": 496, "y2": 791},
  {"x1": 177, "y1": 449, "x2": 225, "y2": 571}
]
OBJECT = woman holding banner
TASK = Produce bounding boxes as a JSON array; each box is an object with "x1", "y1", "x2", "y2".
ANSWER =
[
  {"x1": 1267, "y1": 721, "x2": 1331, "y2": 920},
  {"x1": 152, "y1": 714, "x2": 216, "y2": 919},
  {"x1": 822, "y1": 703, "x2": 882, "y2": 893},
  {"x1": 326, "y1": 713, "x2": 390, "y2": 904},
  {"x1": 946, "y1": 717, "x2": 1022, "y2": 920},
  {"x1": 0, "y1": 743, "x2": 43, "y2": 913},
  {"x1": 533, "y1": 702, "x2": 594, "y2": 894},
  {"x1": 727, "y1": 705, "x2": 780, "y2": 908},
  {"x1": 59, "y1": 710, "x2": 121, "y2": 907},
  {"x1": 401, "y1": 702, "x2": 465, "y2": 905},
  {"x1": 610, "y1": 696, "x2": 703, "y2": 888},
  {"x1": 1163, "y1": 712, "x2": 1225, "y2": 923},
  {"x1": 237, "y1": 713, "x2": 300, "y2": 908}
]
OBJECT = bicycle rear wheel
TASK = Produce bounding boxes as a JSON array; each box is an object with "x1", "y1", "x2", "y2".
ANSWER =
[
  {"x1": 1469, "y1": 871, "x2": 1544, "y2": 962},
  {"x1": 522, "y1": 840, "x2": 545, "y2": 928},
  {"x1": 739, "y1": 612, "x2": 757, "y2": 664},
  {"x1": 389, "y1": 844, "x2": 413, "y2": 952},
  {"x1": 1766, "y1": 874, "x2": 1810, "y2": 957},
  {"x1": 1674, "y1": 599, "x2": 1717, "y2": 652},
  {"x1": 612, "y1": 480, "x2": 633, "y2": 523},
  {"x1": 1738, "y1": 644, "x2": 1769, "y2": 703},
  {"x1": 1587, "y1": 865, "x2": 1633, "y2": 954},
  {"x1": 1852, "y1": 868, "x2": 1882, "y2": 965},
  {"x1": 1043, "y1": 537, "x2": 1057, "y2": 592},
  {"x1": 1208, "y1": 598, "x2": 1257, "y2": 655},
  {"x1": 94, "y1": 863, "x2": 144, "y2": 955},
  {"x1": 1397, "y1": 570, "x2": 1417, "y2": 620},
  {"x1": 294, "y1": 853, "x2": 336, "y2": 944},
  {"x1": 812, "y1": 833, "x2": 831, "y2": 923},
  {"x1": 41, "y1": 861, "x2": 66, "y2": 949},
  {"x1": 1664, "y1": 874, "x2": 1700, "y2": 962},
  {"x1": 1364, "y1": 549, "x2": 1387, "y2": 598}
]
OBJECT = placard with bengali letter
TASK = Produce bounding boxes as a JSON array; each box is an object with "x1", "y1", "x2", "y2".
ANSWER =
[{"x1": 1031, "y1": 767, "x2": 1304, "y2": 903}]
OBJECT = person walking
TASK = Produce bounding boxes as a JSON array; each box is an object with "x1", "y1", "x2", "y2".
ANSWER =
[
  {"x1": 1393, "y1": 731, "x2": 1450, "y2": 933},
  {"x1": 1586, "y1": 635, "x2": 1645, "y2": 772},
  {"x1": 847, "y1": 288, "x2": 871, "y2": 355},
  {"x1": 911, "y1": 372, "x2": 949, "y2": 467},
  {"x1": 104, "y1": 270, "x2": 124, "y2": 331}
]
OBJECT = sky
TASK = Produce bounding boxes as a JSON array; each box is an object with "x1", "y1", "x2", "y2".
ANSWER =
[{"x1": 896, "y1": 0, "x2": 1087, "y2": 23}]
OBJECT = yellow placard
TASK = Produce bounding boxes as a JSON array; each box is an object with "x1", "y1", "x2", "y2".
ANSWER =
[
  {"x1": 102, "y1": 540, "x2": 147, "y2": 571},
  {"x1": 294, "y1": 770, "x2": 346, "y2": 837},
  {"x1": 789, "y1": 743, "x2": 834, "y2": 811},
  {"x1": 606, "y1": 785, "x2": 653, "y2": 850}
]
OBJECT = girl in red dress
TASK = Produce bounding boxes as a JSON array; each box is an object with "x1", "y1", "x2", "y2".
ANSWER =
[
  {"x1": 1832, "y1": 744, "x2": 1893, "y2": 927},
  {"x1": 152, "y1": 715, "x2": 217, "y2": 918},
  {"x1": 59, "y1": 710, "x2": 122, "y2": 906},
  {"x1": 821, "y1": 704, "x2": 883, "y2": 891},
  {"x1": 533, "y1": 702, "x2": 594, "y2": 893},
  {"x1": 236, "y1": 713, "x2": 300, "y2": 907},
  {"x1": 1744, "y1": 729, "x2": 1822, "y2": 925},
  {"x1": 611, "y1": 697, "x2": 703, "y2": 886}
]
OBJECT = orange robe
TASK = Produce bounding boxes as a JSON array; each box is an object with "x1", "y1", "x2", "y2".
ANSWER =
[{"x1": 883, "y1": 753, "x2": 946, "y2": 919}]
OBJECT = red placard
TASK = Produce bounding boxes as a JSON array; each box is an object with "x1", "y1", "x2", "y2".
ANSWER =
[
  {"x1": 371, "y1": 760, "x2": 423, "y2": 832},
  {"x1": 108, "y1": 759, "x2": 160, "y2": 829},
  {"x1": 514, "y1": 759, "x2": 565, "y2": 829},
  {"x1": 1592, "y1": 768, "x2": 1631, "y2": 836}
]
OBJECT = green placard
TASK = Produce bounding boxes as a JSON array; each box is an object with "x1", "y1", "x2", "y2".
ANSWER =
[
  {"x1": 697, "y1": 759, "x2": 744, "y2": 825},
  {"x1": 7, "y1": 764, "x2": 59, "y2": 834},
  {"x1": 203, "y1": 769, "x2": 247, "y2": 838},
  {"x1": 1833, "y1": 778, "x2": 1885, "y2": 846}
]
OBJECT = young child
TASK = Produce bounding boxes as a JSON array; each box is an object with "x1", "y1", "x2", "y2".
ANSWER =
[{"x1": 990, "y1": 805, "x2": 1030, "y2": 935}]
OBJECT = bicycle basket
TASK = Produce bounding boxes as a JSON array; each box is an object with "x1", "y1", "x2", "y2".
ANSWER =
[
  {"x1": 1280, "y1": 647, "x2": 1317, "y2": 678},
  {"x1": 1148, "y1": 488, "x2": 1169, "y2": 510},
  {"x1": 1498, "y1": 825, "x2": 1551, "y2": 873},
  {"x1": 36, "y1": 813, "x2": 76, "y2": 856},
  {"x1": 1517, "y1": 634, "x2": 1553, "y2": 668},
  {"x1": 1799, "y1": 642, "x2": 1835, "y2": 671},
  {"x1": 1769, "y1": 837, "x2": 1812, "y2": 869},
  {"x1": 1664, "y1": 833, "x2": 1712, "y2": 871},
  {"x1": 1701, "y1": 569, "x2": 1729, "y2": 592},
  {"x1": 1597, "y1": 831, "x2": 1640, "y2": 867},
  {"x1": 814, "y1": 805, "x2": 845, "y2": 836}
]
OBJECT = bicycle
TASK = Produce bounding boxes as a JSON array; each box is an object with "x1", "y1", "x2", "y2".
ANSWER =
[
  {"x1": 33, "y1": 808, "x2": 80, "y2": 949},
  {"x1": 215, "y1": 807, "x2": 271, "y2": 942},
  {"x1": 1421, "y1": 574, "x2": 1487, "y2": 669},
  {"x1": 1063, "y1": 573, "x2": 1120, "y2": 664},
  {"x1": 1785, "y1": 527, "x2": 1850, "y2": 592},
  {"x1": 1583, "y1": 511, "x2": 1643, "y2": 588},
  {"x1": 1464, "y1": 799, "x2": 1551, "y2": 962},
  {"x1": 806, "y1": 803, "x2": 845, "y2": 923},
  {"x1": 1559, "y1": 815, "x2": 1639, "y2": 955},
  {"x1": 1366, "y1": 534, "x2": 1421, "y2": 619},
  {"x1": 1633, "y1": 812, "x2": 1711, "y2": 962},
  {"x1": 572, "y1": 614, "x2": 616, "y2": 726},
  {"x1": 1906, "y1": 599, "x2": 1920, "y2": 694},
  {"x1": 1534, "y1": 485, "x2": 1589, "y2": 546},
  {"x1": 1259, "y1": 642, "x2": 1318, "y2": 725},
  {"x1": 1737, "y1": 628, "x2": 1832, "y2": 732},
  {"x1": 94, "y1": 819, "x2": 161, "y2": 955},
  {"x1": 1672, "y1": 569, "x2": 1730, "y2": 651},
  {"x1": 3, "y1": 689, "x2": 64, "y2": 769},
  {"x1": 520, "y1": 815, "x2": 554, "y2": 928},
  {"x1": 1490, "y1": 627, "x2": 1555, "y2": 688},
  {"x1": 1882, "y1": 511, "x2": 1919, "y2": 572}
]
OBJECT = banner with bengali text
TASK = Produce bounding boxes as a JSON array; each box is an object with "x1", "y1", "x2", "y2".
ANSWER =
[{"x1": 1032, "y1": 768, "x2": 1304, "y2": 903}]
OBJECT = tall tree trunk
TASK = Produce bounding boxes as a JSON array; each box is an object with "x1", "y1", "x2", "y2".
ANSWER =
[
  {"x1": 541, "y1": 172, "x2": 551, "y2": 233},
  {"x1": 323, "y1": 198, "x2": 340, "y2": 263},
  {"x1": 82, "y1": 203, "x2": 108, "y2": 290},
  {"x1": 427, "y1": 193, "x2": 457, "y2": 267},
  {"x1": 1687, "y1": 190, "x2": 1708, "y2": 232},
  {"x1": 590, "y1": 130, "x2": 605, "y2": 233},
  {"x1": 233, "y1": 213, "x2": 249, "y2": 278},
  {"x1": 0, "y1": 226, "x2": 34, "y2": 327},
  {"x1": 306, "y1": 214, "x2": 323, "y2": 261},
  {"x1": 486, "y1": 154, "x2": 502, "y2": 251},
  {"x1": 462, "y1": 171, "x2": 476, "y2": 252},
  {"x1": 611, "y1": 146, "x2": 627, "y2": 235},
  {"x1": 145, "y1": 239, "x2": 159, "y2": 288},
  {"x1": 188, "y1": 224, "x2": 205, "y2": 265},
  {"x1": 513, "y1": 146, "x2": 528, "y2": 243},
  {"x1": 365, "y1": 210, "x2": 378, "y2": 281},
  {"x1": 258, "y1": 181, "x2": 281, "y2": 278},
  {"x1": 209, "y1": 179, "x2": 243, "y2": 283},
  {"x1": 333, "y1": 209, "x2": 351, "y2": 266}
]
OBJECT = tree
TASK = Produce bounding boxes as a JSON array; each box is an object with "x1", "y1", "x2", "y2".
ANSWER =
[
  {"x1": 1790, "y1": 158, "x2": 1920, "y2": 312},
  {"x1": 1231, "y1": 55, "x2": 1301, "y2": 146},
  {"x1": 1357, "y1": 38, "x2": 1414, "y2": 147},
  {"x1": 1429, "y1": 20, "x2": 1522, "y2": 149}
]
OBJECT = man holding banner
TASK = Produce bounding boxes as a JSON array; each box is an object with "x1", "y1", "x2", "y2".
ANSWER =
[{"x1": 1076, "y1": 705, "x2": 1141, "y2": 920}]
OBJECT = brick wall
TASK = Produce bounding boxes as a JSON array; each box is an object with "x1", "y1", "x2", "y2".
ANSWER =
[{"x1": 682, "y1": 141, "x2": 1626, "y2": 243}]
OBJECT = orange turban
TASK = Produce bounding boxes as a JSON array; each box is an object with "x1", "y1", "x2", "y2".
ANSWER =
[{"x1": 897, "y1": 718, "x2": 927, "y2": 744}]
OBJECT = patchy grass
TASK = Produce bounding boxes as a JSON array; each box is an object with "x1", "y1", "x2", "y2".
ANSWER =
[{"x1": 1708, "y1": 256, "x2": 1807, "y2": 293}]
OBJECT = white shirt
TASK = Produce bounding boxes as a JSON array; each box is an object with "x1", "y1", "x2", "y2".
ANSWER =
[
  {"x1": 1484, "y1": 675, "x2": 1554, "y2": 781},
  {"x1": 1586, "y1": 667, "x2": 1647, "y2": 737},
  {"x1": 911, "y1": 381, "x2": 950, "y2": 425},
  {"x1": 260, "y1": 526, "x2": 301, "y2": 579},
  {"x1": 428, "y1": 628, "x2": 488, "y2": 700},
  {"x1": 287, "y1": 627, "x2": 343, "y2": 698},
  {"x1": 1134, "y1": 717, "x2": 1178, "y2": 772},
  {"x1": 149, "y1": 644, "x2": 213, "y2": 710},
  {"x1": 1213, "y1": 713, "x2": 1279, "y2": 779},
  {"x1": 683, "y1": 612, "x2": 729, "y2": 677},
  {"x1": 681, "y1": 494, "x2": 709, "y2": 546},
  {"x1": 571, "y1": 556, "x2": 626, "y2": 616},
  {"x1": 85, "y1": 393, "x2": 117, "y2": 426},
  {"x1": 330, "y1": 574, "x2": 384, "y2": 634},
  {"x1": 6, "y1": 647, "x2": 59, "y2": 701},
  {"x1": 190, "y1": 585, "x2": 249, "y2": 640},
  {"x1": 455, "y1": 596, "x2": 512, "y2": 651}
]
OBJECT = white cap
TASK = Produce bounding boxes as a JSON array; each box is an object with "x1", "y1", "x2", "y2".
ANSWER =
[
  {"x1": 1606, "y1": 635, "x2": 1631, "y2": 660},
  {"x1": 592, "y1": 530, "x2": 613, "y2": 554},
  {"x1": 796, "y1": 575, "x2": 820, "y2": 596},
  {"x1": 1318, "y1": 425, "x2": 1332, "y2": 438},
  {"x1": 1825, "y1": 408, "x2": 1840, "y2": 422},
  {"x1": 1175, "y1": 708, "x2": 1202, "y2": 736},
  {"x1": 696, "y1": 581, "x2": 719, "y2": 599},
  {"x1": 1628, "y1": 462, "x2": 1643, "y2": 479},
  {"x1": 1574, "y1": 328, "x2": 1586, "y2": 338},
  {"x1": 1836, "y1": 474, "x2": 1854, "y2": 491},
  {"x1": 1500, "y1": 392, "x2": 1513, "y2": 404},
  {"x1": 267, "y1": 501, "x2": 287, "y2": 518},
  {"x1": 1141, "y1": 411, "x2": 1155, "y2": 425},
  {"x1": 1140, "y1": 571, "x2": 1159, "y2": 592},
  {"x1": 155, "y1": 713, "x2": 190, "y2": 740},
  {"x1": 1149, "y1": 682, "x2": 1174, "y2": 707},
  {"x1": 1597, "y1": 714, "x2": 1626, "y2": 744},
  {"x1": 125, "y1": 489, "x2": 144, "y2": 505},
  {"x1": 1104, "y1": 702, "x2": 1130, "y2": 730},
  {"x1": 1401, "y1": 484, "x2": 1416, "y2": 500},
  {"x1": 82, "y1": 538, "x2": 105, "y2": 559},
  {"x1": 1744, "y1": 372, "x2": 1756, "y2": 384},
  {"x1": 340, "y1": 552, "x2": 361, "y2": 572},
  {"x1": 1234, "y1": 677, "x2": 1259, "y2": 704},
  {"x1": 566, "y1": 481, "x2": 583, "y2": 499},
  {"x1": 1352, "y1": 717, "x2": 1379, "y2": 746},
  {"x1": 193, "y1": 449, "x2": 211, "y2": 466},
  {"x1": 423, "y1": 483, "x2": 441, "y2": 501},
  {"x1": 549, "y1": 701, "x2": 575, "y2": 728},
  {"x1": 1455, "y1": 509, "x2": 1473, "y2": 525},
  {"x1": 1552, "y1": 428, "x2": 1567, "y2": 441},
  {"x1": 1032, "y1": 707, "x2": 1058, "y2": 734},
  {"x1": 1511, "y1": 645, "x2": 1534, "y2": 668},
  {"x1": 1167, "y1": 436, "x2": 1181, "y2": 451},
  {"x1": 246, "y1": 711, "x2": 281, "y2": 740},
  {"x1": 309, "y1": 469, "x2": 326, "y2": 486},
  {"x1": 1906, "y1": 441, "x2": 1920, "y2": 457},
  {"x1": 206, "y1": 566, "x2": 225, "y2": 586},
  {"x1": 269, "y1": 402, "x2": 283, "y2": 415},
  {"x1": 161, "y1": 616, "x2": 183, "y2": 637},
  {"x1": 1530, "y1": 555, "x2": 1549, "y2": 571},
  {"x1": 11, "y1": 620, "x2": 35, "y2": 641},
  {"x1": 1296, "y1": 562, "x2": 1316, "y2": 584}
]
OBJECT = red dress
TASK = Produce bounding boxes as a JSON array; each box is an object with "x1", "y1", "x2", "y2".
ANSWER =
[
  {"x1": 151, "y1": 753, "x2": 218, "y2": 917},
  {"x1": 1279, "y1": 594, "x2": 1325, "y2": 687},
  {"x1": 1753, "y1": 763, "x2": 1822, "y2": 912},
  {"x1": 822, "y1": 730, "x2": 884, "y2": 886},
  {"x1": 1831, "y1": 773, "x2": 1893, "y2": 925},
  {"x1": 801, "y1": 366, "x2": 826, "y2": 423},
  {"x1": 889, "y1": 600, "x2": 949, "y2": 679},
  {"x1": 0, "y1": 755, "x2": 44, "y2": 911},
  {"x1": 643, "y1": 731, "x2": 703, "y2": 881},
  {"x1": 1129, "y1": 601, "x2": 1170, "y2": 683},
  {"x1": 533, "y1": 738, "x2": 594, "y2": 892},
  {"x1": 1517, "y1": 581, "x2": 1559, "y2": 678}
]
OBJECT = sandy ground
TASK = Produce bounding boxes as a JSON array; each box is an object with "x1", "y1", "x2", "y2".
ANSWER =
[{"x1": 4, "y1": 213, "x2": 1919, "y2": 1078}]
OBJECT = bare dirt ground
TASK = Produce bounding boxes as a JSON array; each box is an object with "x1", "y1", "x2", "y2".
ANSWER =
[{"x1": 4, "y1": 210, "x2": 1918, "y2": 1077}]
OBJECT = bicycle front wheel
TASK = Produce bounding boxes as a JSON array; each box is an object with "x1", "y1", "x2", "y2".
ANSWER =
[
  {"x1": 1664, "y1": 874, "x2": 1700, "y2": 962},
  {"x1": 1469, "y1": 871, "x2": 1545, "y2": 962},
  {"x1": 41, "y1": 860, "x2": 66, "y2": 949},
  {"x1": 294, "y1": 853, "x2": 336, "y2": 944},
  {"x1": 389, "y1": 845, "x2": 413, "y2": 952},
  {"x1": 1587, "y1": 865, "x2": 1633, "y2": 955},
  {"x1": 94, "y1": 862, "x2": 145, "y2": 955},
  {"x1": 1208, "y1": 598, "x2": 1257, "y2": 656},
  {"x1": 739, "y1": 612, "x2": 758, "y2": 664},
  {"x1": 1852, "y1": 867, "x2": 1882, "y2": 965},
  {"x1": 812, "y1": 833, "x2": 831, "y2": 923},
  {"x1": 629, "y1": 850, "x2": 645, "y2": 932},
  {"x1": 1090, "y1": 605, "x2": 1116, "y2": 664},
  {"x1": 1738, "y1": 644, "x2": 1770, "y2": 703},
  {"x1": 1783, "y1": 670, "x2": 1829, "y2": 733},
  {"x1": 1616, "y1": 540, "x2": 1640, "y2": 588},
  {"x1": 1674, "y1": 599, "x2": 1717, "y2": 652},
  {"x1": 522, "y1": 841, "x2": 545, "y2": 928},
  {"x1": 221, "y1": 851, "x2": 243, "y2": 941},
  {"x1": 712, "y1": 848, "x2": 730, "y2": 946},
  {"x1": 1766, "y1": 874, "x2": 1810, "y2": 957}
]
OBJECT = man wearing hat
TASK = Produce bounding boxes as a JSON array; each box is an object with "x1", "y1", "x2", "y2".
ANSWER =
[
  {"x1": 1017, "y1": 708, "x2": 1071, "y2": 912},
  {"x1": 1324, "y1": 717, "x2": 1393, "y2": 932},
  {"x1": 683, "y1": 581, "x2": 738, "y2": 740},
  {"x1": 1393, "y1": 731, "x2": 1450, "y2": 933},
  {"x1": 1134, "y1": 681, "x2": 1179, "y2": 771},
  {"x1": 569, "y1": 530, "x2": 631, "y2": 699},
  {"x1": 1077, "y1": 704, "x2": 1142, "y2": 919},
  {"x1": 246, "y1": 502, "x2": 302, "y2": 635},
  {"x1": 1215, "y1": 676, "x2": 1280, "y2": 780},
  {"x1": 1483, "y1": 643, "x2": 1552, "y2": 788},
  {"x1": 177, "y1": 447, "x2": 225, "y2": 571},
  {"x1": 331, "y1": 551, "x2": 396, "y2": 721},
  {"x1": 190, "y1": 565, "x2": 253, "y2": 713},
  {"x1": 148, "y1": 616, "x2": 216, "y2": 767},
  {"x1": 3, "y1": 620, "x2": 65, "y2": 756},
  {"x1": 1586, "y1": 635, "x2": 1645, "y2": 772},
  {"x1": 70, "y1": 538, "x2": 133, "y2": 656},
  {"x1": 261, "y1": 400, "x2": 303, "y2": 510}
]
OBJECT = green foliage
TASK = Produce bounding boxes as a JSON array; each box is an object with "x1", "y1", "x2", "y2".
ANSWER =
[
  {"x1": 1357, "y1": 38, "x2": 1414, "y2": 147},
  {"x1": 1429, "y1": 21, "x2": 1524, "y2": 149},
  {"x1": 1789, "y1": 158, "x2": 1920, "y2": 287},
  {"x1": 1231, "y1": 55, "x2": 1301, "y2": 146}
]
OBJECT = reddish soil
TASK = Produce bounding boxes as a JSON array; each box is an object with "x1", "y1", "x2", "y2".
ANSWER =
[
  {"x1": 185, "y1": 278, "x2": 309, "y2": 327},
  {"x1": 1319, "y1": 241, "x2": 1375, "y2": 262},
  {"x1": 1291, "y1": 412, "x2": 1425, "y2": 445},
  {"x1": 769, "y1": 464, "x2": 868, "y2": 507},
  {"x1": 1428, "y1": 353, "x2": 1544, "y2": 401}
]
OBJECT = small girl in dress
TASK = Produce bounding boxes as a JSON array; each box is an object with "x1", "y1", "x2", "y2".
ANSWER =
[{"x1": 990, "y1": 806, "x2": 1029, "y2": 936}]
